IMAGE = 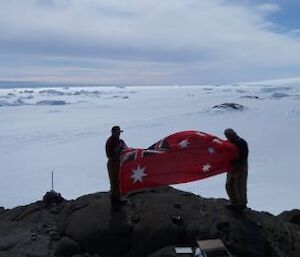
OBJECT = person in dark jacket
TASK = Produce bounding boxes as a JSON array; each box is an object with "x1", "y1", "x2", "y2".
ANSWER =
[
  {"x1": 106, "y1": 125, "x2": 127, "y2": 204},
  {"x1": 224, "y1": 128, "x2": 249, "y2": 211}
]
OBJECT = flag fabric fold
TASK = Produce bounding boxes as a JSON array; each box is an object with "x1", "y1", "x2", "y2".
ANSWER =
[{"x1": 120, "y1": 131, "x2": 238, "y2": 194}]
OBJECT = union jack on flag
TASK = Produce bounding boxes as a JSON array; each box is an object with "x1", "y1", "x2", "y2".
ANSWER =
[{"x1": 120, "y1": 131, "x2": 239, "y2": 194}]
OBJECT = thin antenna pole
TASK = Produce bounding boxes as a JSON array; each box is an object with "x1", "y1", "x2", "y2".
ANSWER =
[{"x1": 52, "y1": 171, "x2": 54, "y2": 191}]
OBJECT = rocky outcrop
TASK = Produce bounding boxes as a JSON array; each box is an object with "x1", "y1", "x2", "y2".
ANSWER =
[
  {"x1": 0, "y1": 187, "x2": 299, "y2": 257},
  {"x1": 211, "y1": 103, "x2": 246, "y2": 111},
  {"x1": 278, "y1": 209, "x2": 300, "y2": 226}
]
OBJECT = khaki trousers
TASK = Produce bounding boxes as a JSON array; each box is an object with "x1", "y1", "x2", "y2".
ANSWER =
[
  {"x1": 226, "y1": 160, "x2": 248, "y2": 205},
  {"x1": 107, "y1": 160, "x2": 120, "y2": 203}
]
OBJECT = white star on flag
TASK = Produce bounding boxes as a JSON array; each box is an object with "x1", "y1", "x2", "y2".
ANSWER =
[
  {"x1": 131, "y1": 165, "x2": 147, "y2": 184},
  {"x1": 178, "y1": 139, "x2": 190, "y2": 148},
  {"x1": 202, "y1": 164, "x2": 211, "y2": 173},
  {"x1": 208, "y1": 147, "x2": 215, "y2": 154},
  {"x1": 212, "y1": 138, "x2": 223, "y2": 144}
]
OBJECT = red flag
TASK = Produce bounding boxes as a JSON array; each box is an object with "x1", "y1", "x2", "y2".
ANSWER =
[{"x1": 120, "y1": 131, "x2": 238, "y2": 194}]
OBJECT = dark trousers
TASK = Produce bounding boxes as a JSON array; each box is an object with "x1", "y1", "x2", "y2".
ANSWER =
[
  {"x1": 226, "y1": 160, "x2": 248, "y2": 206},
  {"x1": 107, "y1": 160, "x2": 120, "y2": 203}
]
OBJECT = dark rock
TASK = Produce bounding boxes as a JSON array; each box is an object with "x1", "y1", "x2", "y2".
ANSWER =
[
  {"x1": 278, "y1": 209, "x2": 300, "y2": 226},
  {"x1": 0, "y1": 188, "x2": 299, "y2": 257},
  {"x1": 217, "y1": 221, "x2": 229, "y2": 232},
  {"x1": 58, "y1": 192, "x2": 132, "y2": 257},
  {"x1": 174, "y1": 202, "x2": 181, "y2": 209},
  {"x1": 212, "y1": 103, "x2": 246, "y2": 111},
  {"x1": 290, "y1": 215, "x2": 300, "y2": 225},
  {"x1": 36, "y1": 100, "x2": 67, "y2": 106},
  {"x1": 131, "y1": 214, "x2": 141, "y2": 223},
  {"x1": 147, "y1": 246, "x2": 176, "y2": 257},
  {"x1": 54, "y1": 236, "x2": 81, "y2": 257},
  {"x1": 0, "y1": 240, "x2": 15, "y2": 251},
  {"x1": 43, "y1": 190, "x2": 65, "y2": 207},
  {"x1": 50, "y1": 230, "x2": 60, "y2": 241},
  {"x1": 59, "y1": 188, "x2": 299, "y2": 257},
  {"x1": 31, "y1": 232, "x2": 38, "y2": 241},
  {"x1": 240, "y1": 95, "x2": 260, "y2": 99},
  {"x1": 5, "y1": 203, "x2": 41, "y2": 222}
]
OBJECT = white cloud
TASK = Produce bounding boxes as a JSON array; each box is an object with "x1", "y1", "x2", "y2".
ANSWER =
[
  {"x1": 0, "y1": 0, "x2": 299, "y2": 83},
  {"x1": 290, "y1": 29, "x2": 300, "y2": 38},
  {"x1": 257, "y1": 3, "x2": 281, "y2": 15}
]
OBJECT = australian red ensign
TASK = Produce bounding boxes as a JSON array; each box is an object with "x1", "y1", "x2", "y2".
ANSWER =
[{"x1": 120, "y1": 130, "x2": 239, "y2": 194}]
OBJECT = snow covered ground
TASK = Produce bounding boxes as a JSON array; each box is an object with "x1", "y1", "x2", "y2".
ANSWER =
[{"x1": 0, "y1": 79, "x2": 300, "y2": 214}]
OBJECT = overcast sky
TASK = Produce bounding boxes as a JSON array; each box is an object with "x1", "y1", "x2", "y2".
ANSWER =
[{"x1": 1, "y1": 0, "x2": 300, "y2": 85}]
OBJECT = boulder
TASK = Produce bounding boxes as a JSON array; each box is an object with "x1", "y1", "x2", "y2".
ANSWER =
[
  {"x1": 58, "y1": 188, "x2": 270, "y2": 257},
  {"x1": 0, "y1": 188, "x2": 299, "y2": 257},
  {"x1": 54, "y1": 236, "x2": 81, "y2": 257}
]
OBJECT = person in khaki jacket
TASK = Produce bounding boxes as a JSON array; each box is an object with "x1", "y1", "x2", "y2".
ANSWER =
[
  {"x1": 224, "y1": 128, "x2": 249, "y2": 211},
  {"x1": 105, "y1": 126, "x2": 127, "y2": 205}
]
